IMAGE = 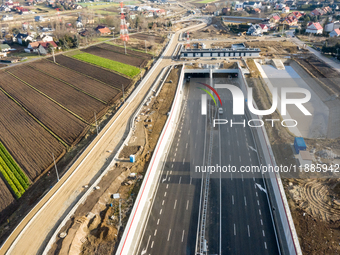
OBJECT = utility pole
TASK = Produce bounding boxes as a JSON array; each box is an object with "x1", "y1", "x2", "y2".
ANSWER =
[
  {"x1": 145, "y1": 39, "x2": 147, "y2": 53},
  {"x1": 52, "y1": 48, "x2": 56, "y2": 63},
  {"x1": 52, "y1": 153, "x2": 59, "y2": 182},
  {"x1": 124, "y1": 40, "x2": 127, "y2": 55},
  {"x1": 94, "y1": 111, "x2": 98, "y2": 135}
]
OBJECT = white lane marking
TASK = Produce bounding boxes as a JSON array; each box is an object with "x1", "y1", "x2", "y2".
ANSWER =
[
  {"x1": 262, "y1": 230, "x2": 265, "y2": 237},
  {"x1": 167, "y1": 229, "x2": 171, "y2": 241},
  {"x1": 179, "y1": 176, "x2": 182, "y2": 184},
  {"x1": 176, "y1": 148, "x2": 177, "y2": 152},
  {"x1": 178, "y1": 139, "x2": 180, "y2": 142},
  {"x1": 174, "y1": 153, "x2": 176, "y2": 157},
  {"x1": 183, "y1": 158, "x2": 185, "y2": 164},
  {"x1": 264, "y1": 242, "x2": 267, "y2": 249},
  {"x1": 256, "y1": 192, "x2": 258, "y2": 197},
  {"x1": 186, "y1": 200, "x2": 189, "y2": 210},
  {"x1": 260, "y1": 219, "x2": 263, "y2": 226},
  {"x1": 160, "y1": 209, "x2": 162, "y2": 215},
  {"x1": 253, "y1": 177, "x2": 255, "y2": 181},
  {"x1": 154, "y1": 229, "x2": 157, "y2": 236},
  {"x1": 186, "y1": 143, "x2": 188, "y2": 148},
  {"x1": 247, "y1": 225, "x2": 250, "y2": 237},
  {"x1": 142, "y1": 235, "x2": 151, "y2": 254},
  {"x1": 188, "y1": 130, "x2": 190, "y2": 135},
  {"x1": 259, "y1": 209, "x2": 261, "y2": 216},
  {"x1": 151, "y1": 241, "x2": 154, "y2": 249},
  {"x1": 190, "y1": 177, "x2": 192, "y2": 185},
  {"x1": 162, "y1": 200, "x2": 164, "y2": 205},
  {"x1": 181, "y1": 230, "x2": 185, "y2": 242},
  {"x1": 257, "y1": 200, "x2": 260, "y2": 206},
  {"x1": 157, "y1": 219, "x2": 160, "y2": 225},
  {"x1": 170, "y1": 171, "x2": 172, "y2": 175},
  {"x1": 234, "y1": 224, "x2": 236, "y2": 236},
  {"x1": 166, "y1": 184, "x2": 169, "y2": 189},
  {"x1": 244, "y1": 196, "x2": 247, "y2": 206},
  {"x1": 164, "y1": 192, "x2": 167, "y2": 197},
  {"x1": 174, "y1": 200, "x2": 177, "y2": 209},
  {"x1": 173, "y1": 158, "x2": 175, "y2": 162},
  {"x1": 168, "y1": 177, "x2": 171, "y2": 181},
  {"x1": 171, "y1": 164, "x2": 173, "y2": 168},
  {"x1": 232, "y1": 195, "x2": 234, "y2": 205}
]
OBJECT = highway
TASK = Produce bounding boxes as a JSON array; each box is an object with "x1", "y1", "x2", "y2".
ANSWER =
[{"x1": 137, "y1": 75, "x2": 279, "y2": 254}]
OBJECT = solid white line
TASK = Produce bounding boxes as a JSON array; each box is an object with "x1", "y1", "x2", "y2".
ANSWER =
[
  {"x1": 179, "y1": 176, "x2": 182, "y2": 184},
  {"x1": 181, "y1": 230, "x2": 185, "y2": 242},
  {"x1": 244, "y1": 196, "x2": 247, "y2": 206},
  {"x1": 186, "y1": 200, "x2": 189, "y2": 210},
  {"x1": 232, "y1": 195, "x2": 234, "y2": 205},
  {"x1": 157, "y1": 219, "x2": 160, "y2": 225},
  {"x1": 151, "y1": 241, "x2": 154, "y2": 249},
  {"x1": 247, "y1": 225, "x2": 250, "y2": 237},
  {"x1": 167, "y1": 229, "x2": 171, "y2": 241},
  {"x1": 154, "y1": 229, "x2": 157, "y2": 236},
  {"x1": 234, "y1": 224, "x2": 236, "y2": 236},
  {"x1": 164, "y1": 192, "x2": 167, "y2": 197},
  {"x1": 160, "y1": 209, "x2": 162, "y2": 215},
  {"x1": 174, "y1": 200, "x2": 177, "y2": 209},
  {"x1": 145, "y1": 235, "x2": 151, "y2": 252}
]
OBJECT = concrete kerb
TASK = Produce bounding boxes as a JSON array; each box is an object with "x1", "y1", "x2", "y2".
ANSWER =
[
  {"x1": 237, "y1": 64, "x2": 302, "y2": 255},
  {"x1": 41, "y1": 37, "x2": 177, "y2": 255},
  {"x1": 2, "y1": 34, "x2": 175, "y2": 255},
  {"x1": 116, "y1": 65, "x2": 185, "y2": 255}
]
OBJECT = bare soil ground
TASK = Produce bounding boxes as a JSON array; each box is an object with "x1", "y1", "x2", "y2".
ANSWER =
[
  {"x1": 129, "y1": 33, "x2": 165, "y2": 44},
  {"x1": 47, "y1": 66, "x2": 181, "y2": 255},
  {"x1": 245, "y1": 40, "x2": 299, "y2": 55},
  {"x1": 246, "y1": 59, "x2": 340, "y2": 254}
]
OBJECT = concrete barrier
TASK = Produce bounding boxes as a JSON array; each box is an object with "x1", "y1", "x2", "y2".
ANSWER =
[{"x1": 116, "y1": 66, "x2": 185, "y2": 255}]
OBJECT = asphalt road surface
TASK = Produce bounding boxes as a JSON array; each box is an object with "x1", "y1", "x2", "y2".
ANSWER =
[{"x1": 137, "y1": 75, "x2": 279, "y2": 255}]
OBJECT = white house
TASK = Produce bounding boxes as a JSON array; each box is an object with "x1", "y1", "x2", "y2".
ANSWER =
[
  {"x1": 330, "y1": 28, "x2": 340, "y2": 37},
  {"x1": 235, "y1": 2, "x2": 243, "y2": 9},
  {"x1": 243, "y1": 1, "x2": 262, "y2": 8},
  {"x1": 275, "y1": 3, "x2": 286, "y2": 9},
  {"x1": 325, "y1": 21, "x2": 340, "y2": 32},
  {"x1": 259, "y1": 24, "x2": 268, "y2": 32},
  {"x1": 36, "y1": 34, "x2": 53, "y2": 42},
  {"x1": 282, "y1": 6, "x2": 290, "y2": 13},
  {"x1": 2, "y1": 14, "x2": 13, "y2": 21},
  {"x1": 247, "y1": 24, "x2": 263, "y2": 35},
  {"x1": 306, "y1": 22, "x2": 323, "y2": 34}
]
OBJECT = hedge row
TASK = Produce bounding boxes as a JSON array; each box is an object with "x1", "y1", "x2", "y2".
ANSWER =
[
  {"x1": 0, "y1": 143, "x2": 30, "y2": 188},
  {"x1": 0, "y1": 164, "x2": 21, "y2": 199}
]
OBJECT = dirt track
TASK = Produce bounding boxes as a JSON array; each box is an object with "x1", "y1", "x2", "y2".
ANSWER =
[{"x1": 0, "y1": 22, "x2": 206, "y2": 255}]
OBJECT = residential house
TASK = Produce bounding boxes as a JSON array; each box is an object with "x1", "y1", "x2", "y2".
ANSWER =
[
  {"x1": 330, "y1": 4, "x2": 339, "y2": 10},
  {"x1": 36, "y1": 34, "x2": 53, "y2": 42},
  {"x1": 234, "y1": 2, "x2": 244, "y2": 9},
  {"x1": 259, "y1": 24, "x2": 268, "y2": 32},
  {"x1": 0, "y1": 52, "x2": 8, "y2": 58},
  {"x1": 2, "y1": 14, "x2": 13, "y2": 21},
  {"x1": 76, "y1": 20, "x2": 83, "y2": 28},
  {"x1": 253, "y1": 8, "x2": 261, "y2": 13},
  {"x1": 297, "y1": 0, "x2": 309, "y2": 6},
  {"x1": 285, "y1": 0, "x2": 296, "y2": 6},
  {"x1": 282, "y1": 6, "x2": 290, "y2": 13},
  {"x1": 322, "y1": 6, "x2": 332, "y2": 13},
  {"x1": 270, "y1": 15, "x2": 281, "y2": 23},
  {"x1": 310, "y1": 8, "x2": 322, "y2": 15},
  {"x1": 0, "y1": 5, "x2": 11, "y2": 12},
  {"x1": 306, "y1": 22, "x2": 323, "y2": 33},
  {"x1": 329, "y1": 28, "x2": 340, "y2": 37},
  {"x1": 283, "y1": 15, "x2": 298, "y2": 25},
  {"x1": 16, "y1": 33, "x2": 34, "y2": 44},
  {"x1": 25, "y1": 41, "x2": 57, "y2": 54},
  {"x1": 243, "y1": 1, "x2": 262, "y2": 8},
  {"x1": 247, "y1": 24, "x2": 263, "y2": 35},
  {"x1": 275, "y1": 3, "x2": 286, "y2": 9},
  {"x1": 0, "y1": 44, "x2": 11, "y2": 52},
  {"x1": 325, "y1": 21, "x2": 340, "y2": 32},
  {"x1": 95, "y1": 25, "x2": 111, "y2": 35},
  {"x1": 291, "y1": 11, "x2": 303, "y2": 19}
]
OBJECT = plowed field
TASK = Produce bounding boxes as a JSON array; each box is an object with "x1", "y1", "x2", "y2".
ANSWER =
[
  {"x1": 129, "y1": 33, "x2": 165, "y2": 44},
  {"x1": 50, "y1": 55, "x2": 132, "y2": 91},
  {"x1": 29, "y1": 60, "x2": 121, "y2": 104},
  {"x1": 0, "y1": 177, "x2": 15, "y2": 213},
  {"x1": 8, "y1": 66, "x2": 106, "y2": 123},
  {"x1": 0, "y1": 71, "x2": 87, "y2": 146},
  {"x1": 82, "y1": 46, "x2": 148, "y2": 68},
  {"x1": 0, "y1": 90, "x2": 65, "y2": 181}
]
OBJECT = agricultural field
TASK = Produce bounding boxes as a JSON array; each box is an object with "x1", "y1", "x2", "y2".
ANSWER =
[
  {"x1": 29, "y1": 60, "x2": 121, "y2": 104},
  {"x1": 72, "y1": 52, "x2": 140, "y2": 78},
  {"x1": 0, "y1": 177, "x2": 15, "y2": 213},
  {"x1": 0, "y1": 142, "x2": 30, "y2": 199},
  {"x1": 8, "y1": 66, "x2": 107, "y2": 123},
  {"x1": 0, "y1": 71, "x2": 87, "y2": 146},
  {"x1": 129, "y1": 33, "x2": 165, "y2": 44},
  {"x1": 0, "y1": 89, "x2": 65, "y2": 181},
  {"x1": 82, "y1": 46, "x2": 148, "y2": 68},
  {"x1": 51, "y1": 55, "x2": 132, "y2": 90},
  {"x1": 99, "y1": 43, "x2": 153, "y2": 60}
]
